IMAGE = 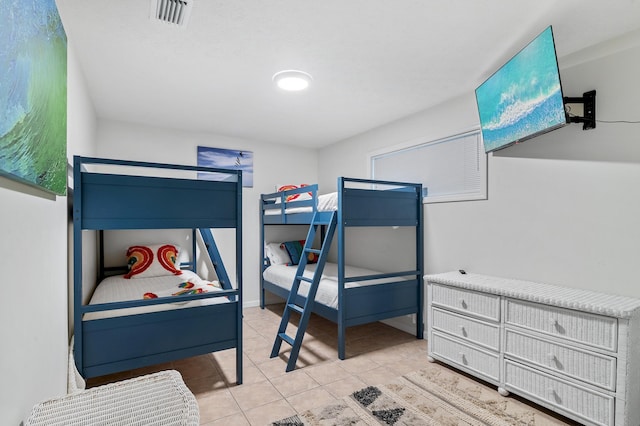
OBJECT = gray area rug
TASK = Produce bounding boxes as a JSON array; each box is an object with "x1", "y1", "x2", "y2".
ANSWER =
[{"x1": 273, "y1": 367, "x2": 572, "y2": 425}]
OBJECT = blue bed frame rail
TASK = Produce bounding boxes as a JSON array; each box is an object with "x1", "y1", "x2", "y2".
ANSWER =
[
  {"x1": 260, "y1": 177, "x2": 424, "y2": 360},
  {"x1": 262, "y1": 184, "x2": 319, "y2": 224},
  {"x1": 73, "y1": 156, "x2": 243, "y2": 383}
]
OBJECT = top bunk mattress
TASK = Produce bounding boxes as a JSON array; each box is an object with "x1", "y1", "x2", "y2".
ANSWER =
[
  {"x1": 263, "y1": 262, "x2": 408, "y2": 309},
  {"x1": 84, "y1": 270, "x2": 229, "y2": 321},
  {"x1": 264, "y1": 192, "x2": 337, "y2": 215}
]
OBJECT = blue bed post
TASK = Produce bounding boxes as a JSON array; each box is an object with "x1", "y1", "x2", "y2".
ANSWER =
[
  {"x1": 72, "y1": 156, "x2": 84, "y2": 376},
  {"x1": 337, "y1": 177, "x2": 346, "y2": 360},
  {"x1": 235, "y1": 171, "x2": 243, "y2": 385},
  {"x1": 191, "y1": 229, "x2": 197, "y2": 274},
  {"x1": 416, "y1": 184, "x2": 424, "y2": 339},
  {"x1": 260, "y1": 195, "x2": 265, "y2": 309}
]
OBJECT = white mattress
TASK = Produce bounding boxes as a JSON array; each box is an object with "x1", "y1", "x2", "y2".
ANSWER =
[
  {"x1": 265, "y1": 192, "x2": 338, "y2": 215},
  {"x1": 84, "y1": 270, "x2": 228, "y2": 320},
  {"x1": 263, "y1": 262, "x2": 405, "y2": 309}
]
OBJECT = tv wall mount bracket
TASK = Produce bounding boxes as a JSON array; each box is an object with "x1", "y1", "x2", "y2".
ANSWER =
[{"x1": 564, "y1": 90, "x2": 596, "y2": 130}]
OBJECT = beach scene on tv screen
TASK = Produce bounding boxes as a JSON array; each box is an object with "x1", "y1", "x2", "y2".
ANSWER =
[{"x1": 476, "y1": 27, "x2": 566, "y2": 152}]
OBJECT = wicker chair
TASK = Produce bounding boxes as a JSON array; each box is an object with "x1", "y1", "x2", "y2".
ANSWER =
[{"x1": 25, "y1": 340, "x2": 199, "y2": 425}]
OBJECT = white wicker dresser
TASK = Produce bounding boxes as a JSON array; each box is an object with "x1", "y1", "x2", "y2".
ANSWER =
[{"x1": 425, "y1": 271, "x2": 640, "y2": 426}]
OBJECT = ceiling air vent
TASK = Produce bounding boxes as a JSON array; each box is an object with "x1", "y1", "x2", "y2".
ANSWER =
[{"x1": 150, "y1": 0, "x2": 193, "y2": 27}]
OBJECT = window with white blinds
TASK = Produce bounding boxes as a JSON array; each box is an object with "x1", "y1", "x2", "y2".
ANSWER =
[{"x1": 371, "y1": 130, "x2": 487, "y2": 203}]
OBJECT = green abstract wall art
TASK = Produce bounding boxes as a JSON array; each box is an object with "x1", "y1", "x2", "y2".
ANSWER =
[{"x1": 0, "y1": 0, "x2": 67, "y2": 195}]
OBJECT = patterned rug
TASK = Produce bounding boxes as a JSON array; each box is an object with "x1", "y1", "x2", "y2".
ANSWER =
[{"x1": 273, "y1": 366, "x2": 572, "y2": 425}]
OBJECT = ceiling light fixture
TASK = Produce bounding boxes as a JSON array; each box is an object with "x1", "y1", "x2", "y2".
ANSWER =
[{"x1": 273, "y1": 70, "x2": 313, "y2": 91}]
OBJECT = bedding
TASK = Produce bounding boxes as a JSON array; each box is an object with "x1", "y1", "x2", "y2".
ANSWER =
[
  {"x1": 85, "y1": 270, "x2": 227, "y2": 321},
  {"x1": 264, "y1": 242, "x2": 292, "y2": 265},
  {"x1": 143, "y1": 279, "x2": 221, "y2": 299},
  {"x1": 263, "y1": 262, "x2": 408, "y2": 309},
  {"x1": 265, "y1": 192, "x2": 338, "y2": 215}
]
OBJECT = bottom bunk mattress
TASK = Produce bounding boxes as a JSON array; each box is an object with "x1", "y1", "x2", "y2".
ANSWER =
[
  {"x1": 263, "y1": 262, "x2": 407, "y2": 309},
  {"x1": 84, "y1": 270, "x2": 229, "y2": 321}
]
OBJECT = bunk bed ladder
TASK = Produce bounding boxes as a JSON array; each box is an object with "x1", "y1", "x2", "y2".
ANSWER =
[
  {"x1": 270, "y1": 211, "x2": 337, "y2": 372},
  {"x1": 199, "y1": 228, "x2": 234, "y2": 293}
]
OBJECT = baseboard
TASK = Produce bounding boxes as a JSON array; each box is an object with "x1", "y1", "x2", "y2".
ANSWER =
[
  {"x1": 243, "y1": 299, "x2": 261, "y2": 309},
  {"x1": 381, "y1": 314, "x2": 419, "y2": 335}
]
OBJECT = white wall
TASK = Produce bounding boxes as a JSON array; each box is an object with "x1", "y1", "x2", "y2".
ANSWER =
[
  {"x1": 319, "y1": 34, "x2": 640, "y2": 301},
  {"x1": 95, "y1": 119, "x2": 318, "y2": 306},
  {"x1": 67, "y1": 44, "x2": 99, "y2": 334},
  {"x1": 0, "y1": 41, "x2": 97, "y2": 424}
]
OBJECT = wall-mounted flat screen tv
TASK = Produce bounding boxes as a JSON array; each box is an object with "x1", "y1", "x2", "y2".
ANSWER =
[{"x1": 475, "y1": 26, "x2": 568, "y2": 153}]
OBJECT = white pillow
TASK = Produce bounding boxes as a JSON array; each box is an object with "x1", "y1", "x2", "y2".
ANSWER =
[{"x1": 265, "y1": 242, "x2": 292, "y2": 265}]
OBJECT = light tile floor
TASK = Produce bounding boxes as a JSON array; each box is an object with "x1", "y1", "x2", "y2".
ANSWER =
[{"x1": 88, "y1": 304, "x2": 574, "y2": 425}]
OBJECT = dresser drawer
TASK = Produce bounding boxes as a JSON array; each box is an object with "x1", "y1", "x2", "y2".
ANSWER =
[
  {"x1": 505, "y1": 360, "x2": 614, "y2": 426},
  {"x1": 505, "y1": 328, "x2": 616, "y2": 391},
  {"x1": 432, "y1": 307, "x2": 500, "y2": 351},
  {"x1": 430, "y1": 331, "x2": 499, "y2": 382},
  {"x1": 431, "y1": 284, "x2": 500, "y2": 321},
  {"x1": 505, "y1": 299, "x2": 617, "y2": 351}
]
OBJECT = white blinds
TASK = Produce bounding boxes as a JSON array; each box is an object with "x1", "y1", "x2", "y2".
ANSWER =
[{"x1": 371, "y1": 130, "x2": 487, "y2": 203}]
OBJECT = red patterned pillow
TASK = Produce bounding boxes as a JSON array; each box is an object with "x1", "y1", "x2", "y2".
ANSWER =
[
  {"x1": 277, "y1": 184, "x2": 313, "y2": 202},
  {"x1": 124, "y1": 244, "x2": 182, "y2": 279}
]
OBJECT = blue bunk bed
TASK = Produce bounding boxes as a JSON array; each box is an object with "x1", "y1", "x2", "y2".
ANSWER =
[
  {"x1": 260, "y1": 177, "x2": 423, "y2": 361},
  {"x1": 73, "y1": 156, "x2": 243, "y2": 384}
]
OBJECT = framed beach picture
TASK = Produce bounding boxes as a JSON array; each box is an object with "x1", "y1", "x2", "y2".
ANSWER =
[
  {"x1": 197, "y1": 146, "x2": 254, "y2": 187},
  {"x1": 0, "y1": 0, "x2": 68, "y2": 196}
]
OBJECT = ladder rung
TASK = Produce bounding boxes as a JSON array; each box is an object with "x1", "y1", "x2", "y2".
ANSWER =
[
  {"x1": 287, "y1": 303, "x2": 304, "y2": 315},
  {"x1": 305, "y1": 248, "x2": 321, "y2": 254},
  {"x1": 278, "y1": 333, "x2": 295, "y2": 346},
  {"x1": 297, "y1": 276, "x2": 313, "y2": 283}
]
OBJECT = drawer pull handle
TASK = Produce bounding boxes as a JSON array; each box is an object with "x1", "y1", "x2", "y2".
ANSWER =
[
  {"x1": 459, "y1": 352, "x2": 467, "y2": 365},
  {"x1": 547, "y1": 387, "x2": 561, "y2": 404},
  {"x1": 547, "y1": 353, "x2": 563, "y2": 369},
  {"x1": 459, "y1": 299, "x2": 468, "y2": 309},
  {"x1": 459, "y1": 325, "x2": 467, "y2": 337},
  {"x1": 549, "y1": 318, "x2": 566, "y2": 334}
]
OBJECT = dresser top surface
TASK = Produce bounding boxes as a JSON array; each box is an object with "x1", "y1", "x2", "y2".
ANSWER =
[{"x1": 425, "y1": 271, "x2": 640, "y2": 318}]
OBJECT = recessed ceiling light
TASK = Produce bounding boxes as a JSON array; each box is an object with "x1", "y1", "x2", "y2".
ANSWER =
[{"x1": 273, "y1": 70, "x2": 312, "y2": 91}]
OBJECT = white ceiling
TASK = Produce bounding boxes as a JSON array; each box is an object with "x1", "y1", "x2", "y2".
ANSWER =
[{"x1": 56, "y1": 0, "x2": 640, "y2": 149}]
